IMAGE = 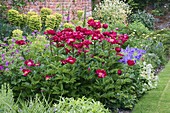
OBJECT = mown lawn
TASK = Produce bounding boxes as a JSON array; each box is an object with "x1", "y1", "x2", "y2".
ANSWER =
[{"x1": 132, "y1": 61, "x2": 170, "y2": 113}]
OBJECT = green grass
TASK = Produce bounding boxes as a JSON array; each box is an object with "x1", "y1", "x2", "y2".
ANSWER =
[{"x1": 132, "y1": 61, "x2": 170, "y2": 113}]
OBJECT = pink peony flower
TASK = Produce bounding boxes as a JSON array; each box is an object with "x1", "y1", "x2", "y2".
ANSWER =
[
  {"x1": 24, "y1": 59, "x2": 34, "y2": 67},
  {"x1": 22, "y1": 69, "x2": 31, "y2": 76},
  {"x1": 96, "y1": 69, "x2": 107, "y2": 78},
  {"x1": 66, "y1": 56, "x2": 76, "y2": 64},
  {"x1": 127, "y1": 60, "x2": 135, "y2": 66}
]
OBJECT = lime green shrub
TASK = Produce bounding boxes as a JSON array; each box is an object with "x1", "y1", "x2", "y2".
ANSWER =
[
  {"x1": 54, "y1": 97, "x2": 111, "y2": 113},
  {"x1": 93, "y1": 0, "x2": 131, "y2": 26},
  {"x1": 27, "y1": 11, "x2": 37, "y2": 17},
  {"x1": 28, "y1": 15, "x2": 42, "y2": 31},
  {"x1": 77, "y1": 10, "x2": 84, "y2": 20},
  {"x1": 63, "y1": 23, "x2": 74, "y2": 29},
  {"x1": 45, "y1": 15, "x2": 56, "y2": 29},
  {"x1": 8, "y1": 9, "x2": 22, "y2": 27},
  {"x1": 55, "y1": 13, "x2": 62, "y2": 29},
  {"x1": 40, "y1": 8, "x2": 52, "y2": 24},
  {"x1": 12, "y1": 29, "x2": 23, "y2": 39}
]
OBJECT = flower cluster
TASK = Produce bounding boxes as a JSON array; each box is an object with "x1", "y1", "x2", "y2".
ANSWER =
[
  {"x1": 119, "y1": 46, "x2": 146, "y2": 66},
  {"x1": 42, "y1": 19, "x2": 130, "y2": 78},
  {"x1": 15, "y1": 40, "x2": 27, "y2": 45},
  {"x1": 22, "y1": 59, "x2": 40, "y2": 76}
]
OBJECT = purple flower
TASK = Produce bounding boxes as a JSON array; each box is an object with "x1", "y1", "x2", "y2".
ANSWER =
[
  {"x1": 45, "y1": 44, "x2": 50, "y2": 48},
  {"x1": 1, "y1": 54, "x2": 5, "y2": 61},
  {"x1": 5, "y1": 61, "x2": 10, "y2": 66},
  {"x1": 3, "y1": 37, "x2": 7, "y2": 41},
  {"x1": 19, "y1": 57, "x2": 25, "y2": 60},
  {"x1": 16, "y1": 49, "x2": 19, "y2": 54},
  {"x1": 11, "y1": 52, "x2": 15, "y2": 56},
  {"x1": 119, "y1": 46, "x2": 146, "y2": 64},
  {"x1": 31, "y1": 32, "x2": 35, "y2": 36},
  {"x1": 0, "y1": 65, "x2": 4, "y2": 70},
  {"x1": 12, "y1": 38, "x2": 16, "y2": 43},
  {"x1": 9, "y1": 44, "x2": 14, "y2": 49},
  {"x1": 5, "y1": 68, "x2": 9, "y2": 71},
  {"x1": 23, "y1": 36, "x2": 27, "y2": 40}
]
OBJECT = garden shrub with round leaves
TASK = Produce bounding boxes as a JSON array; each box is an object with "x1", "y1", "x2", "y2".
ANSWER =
[
  {"x1": 45, "y1": 15, "x2": 56, "y2": 29},
  {"x1": 77, "y1": 10, "x2": 84, "y2": 20},
  {"x1": 27, "y1": 11, "x2": 38, "y2": 18},
  {"x1": 63, "y1": 23, "x2": 74, "y2": 29},
  {"x1": 12, "y1": 29, "x2": 23, "y2": 38},
  {"x1": 40, "y1": 8, "x2": 52, "y2": 25},
  {"x1": 54, "y1": 97, "x2": 111, "y2": 113},
  {"x1": 8, "y1": 9, "x2": 22, "y2": 27},
  {"x1": 55, "y1": 13, "x2": 62, "y2": 29},
  {"x1": 28, "y1": 15, "x2": 42, "y2": 31}
]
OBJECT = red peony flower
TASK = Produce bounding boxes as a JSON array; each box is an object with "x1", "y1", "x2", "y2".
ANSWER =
[
  {"x1": 117, "y1": 70, "x2": 122, "y2": 75},
  {"x1": 22, "y1": 69, "x2": 31, "y2": 76},
  {"x1": 45, "y1": 75, "x2": 52, "y2": 80},
  {"x1": 66, "y1": 38, "x2": 76, "y2": 44},
  {"x1": 66, "y1": 56, "x2": 76, "y2": 64},
  {"x1": 60, "y1": 60, "x2": 67, "y2": 65},
  {"x1": 15, "y1": 40, "x2": 27, "y2": 45},
  {"x1": 34, "y1": 62, "x2": 41, "y2": 66},
  {"x1": 115, "y1": 47, "x2": 121, "y2": 52},
  {"x1": 96, "y1": 69, "x2": 107, "y2": 78},
  {"x1": 127, "y1": 60, "x2": 135, "y2": 66},
  {"x1": 44, "y1": 29, "x2": 56, "y2": 35},
  {"x1": 102, "y1": 23, "x2": 108, "y2": 29},
  {"x1": 76, "y1": 26, "x2": 82, "y2": 31},
  {"x1": 24, "y1": 59, "x2": 34, "y2": 67}
]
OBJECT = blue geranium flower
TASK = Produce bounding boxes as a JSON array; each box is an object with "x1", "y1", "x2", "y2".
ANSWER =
[{"x1": 119, "y1": 46, "x2": 146, "y2": 64}]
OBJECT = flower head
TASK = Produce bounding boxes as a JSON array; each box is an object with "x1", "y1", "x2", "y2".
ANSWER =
[
  {"x1": 102, "y1": 23, "x2": 108, "y2": 29},
  {"x1": 96, "y1": 69, "x2": 107, "y2": 78},
  {"x1": 115, "y1": 47, "x2": 121, "y2": 52},
  {"x1": 66, "y1": 56, "x2": 76, "y2": 64},
  {"x1": 45, "y1": 75, "x2": 52, "y2": 80},
  {"x1": 44, "y1": 29, "x2": 56, "y2": 35},
  {"x1": 0, "y1": 65, "x2": 4, "y2": 70},
  {"x1": 15, "y1": 40, "x2": 27, "y2": 45},
  {"x1": 22, "y1": 69, "x2": 31, "y2": 76},
  {"x1": 117, "y1": 70, "x2": 122, "y2": 75},
  {"x1": 127, "y1": 60, "x2": 135, "y2": 66},
  {"x1": 24, "y1": 59, "x2": 34, "y2": 67}
]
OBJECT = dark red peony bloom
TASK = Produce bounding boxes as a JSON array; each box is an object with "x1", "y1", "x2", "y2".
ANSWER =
[
  {"x1": 66, "y1": 56, "x2": 76, "y2": 64},
  {"x1": 117, "y1": 69, "x2": 122, "y2": 75},
  {"x1": 115, "y1": 47, "x2": 121, "y2": 52},
  {"x1": 22, "y1": 69, "x2": 31, "y2": 76},
  {"x1": 66, "y1": 38, "x2": 76, "y2": 44},
  {"x1": 102, "y1": 23, "x2": 108, "y2": 29},
  {"x1": 60, "y1": 60, "x2": 67, "y2": 65},
  {"x1": 44, "y1": 29, "x2": 56, "y2": 35},
  {"x1": 15, "y1": 40, "x2": 27, "y2": 45},
  {"x1": 76, "y1": 26, "x2": 82, "y2": 31},
  {"x1": 24, "y1": 59, "x2": 34, "y2": 67},
  {"x1": 34, "y1": 62, "x2": 41, "y2": 66},
  {"x1": 45, "y1": 75, "x2": 52, "y2": 80},
  {"x1": 127, "y1": 60, "x2": 135, "y2": 66},
  {"x1": 96, "y1": 69, "x2": 107, "y2": 78}
]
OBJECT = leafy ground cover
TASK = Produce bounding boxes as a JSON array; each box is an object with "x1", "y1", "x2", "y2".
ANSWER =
[{"x1": 132, "y1": 61, "x2": 170, "y2": 113}]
